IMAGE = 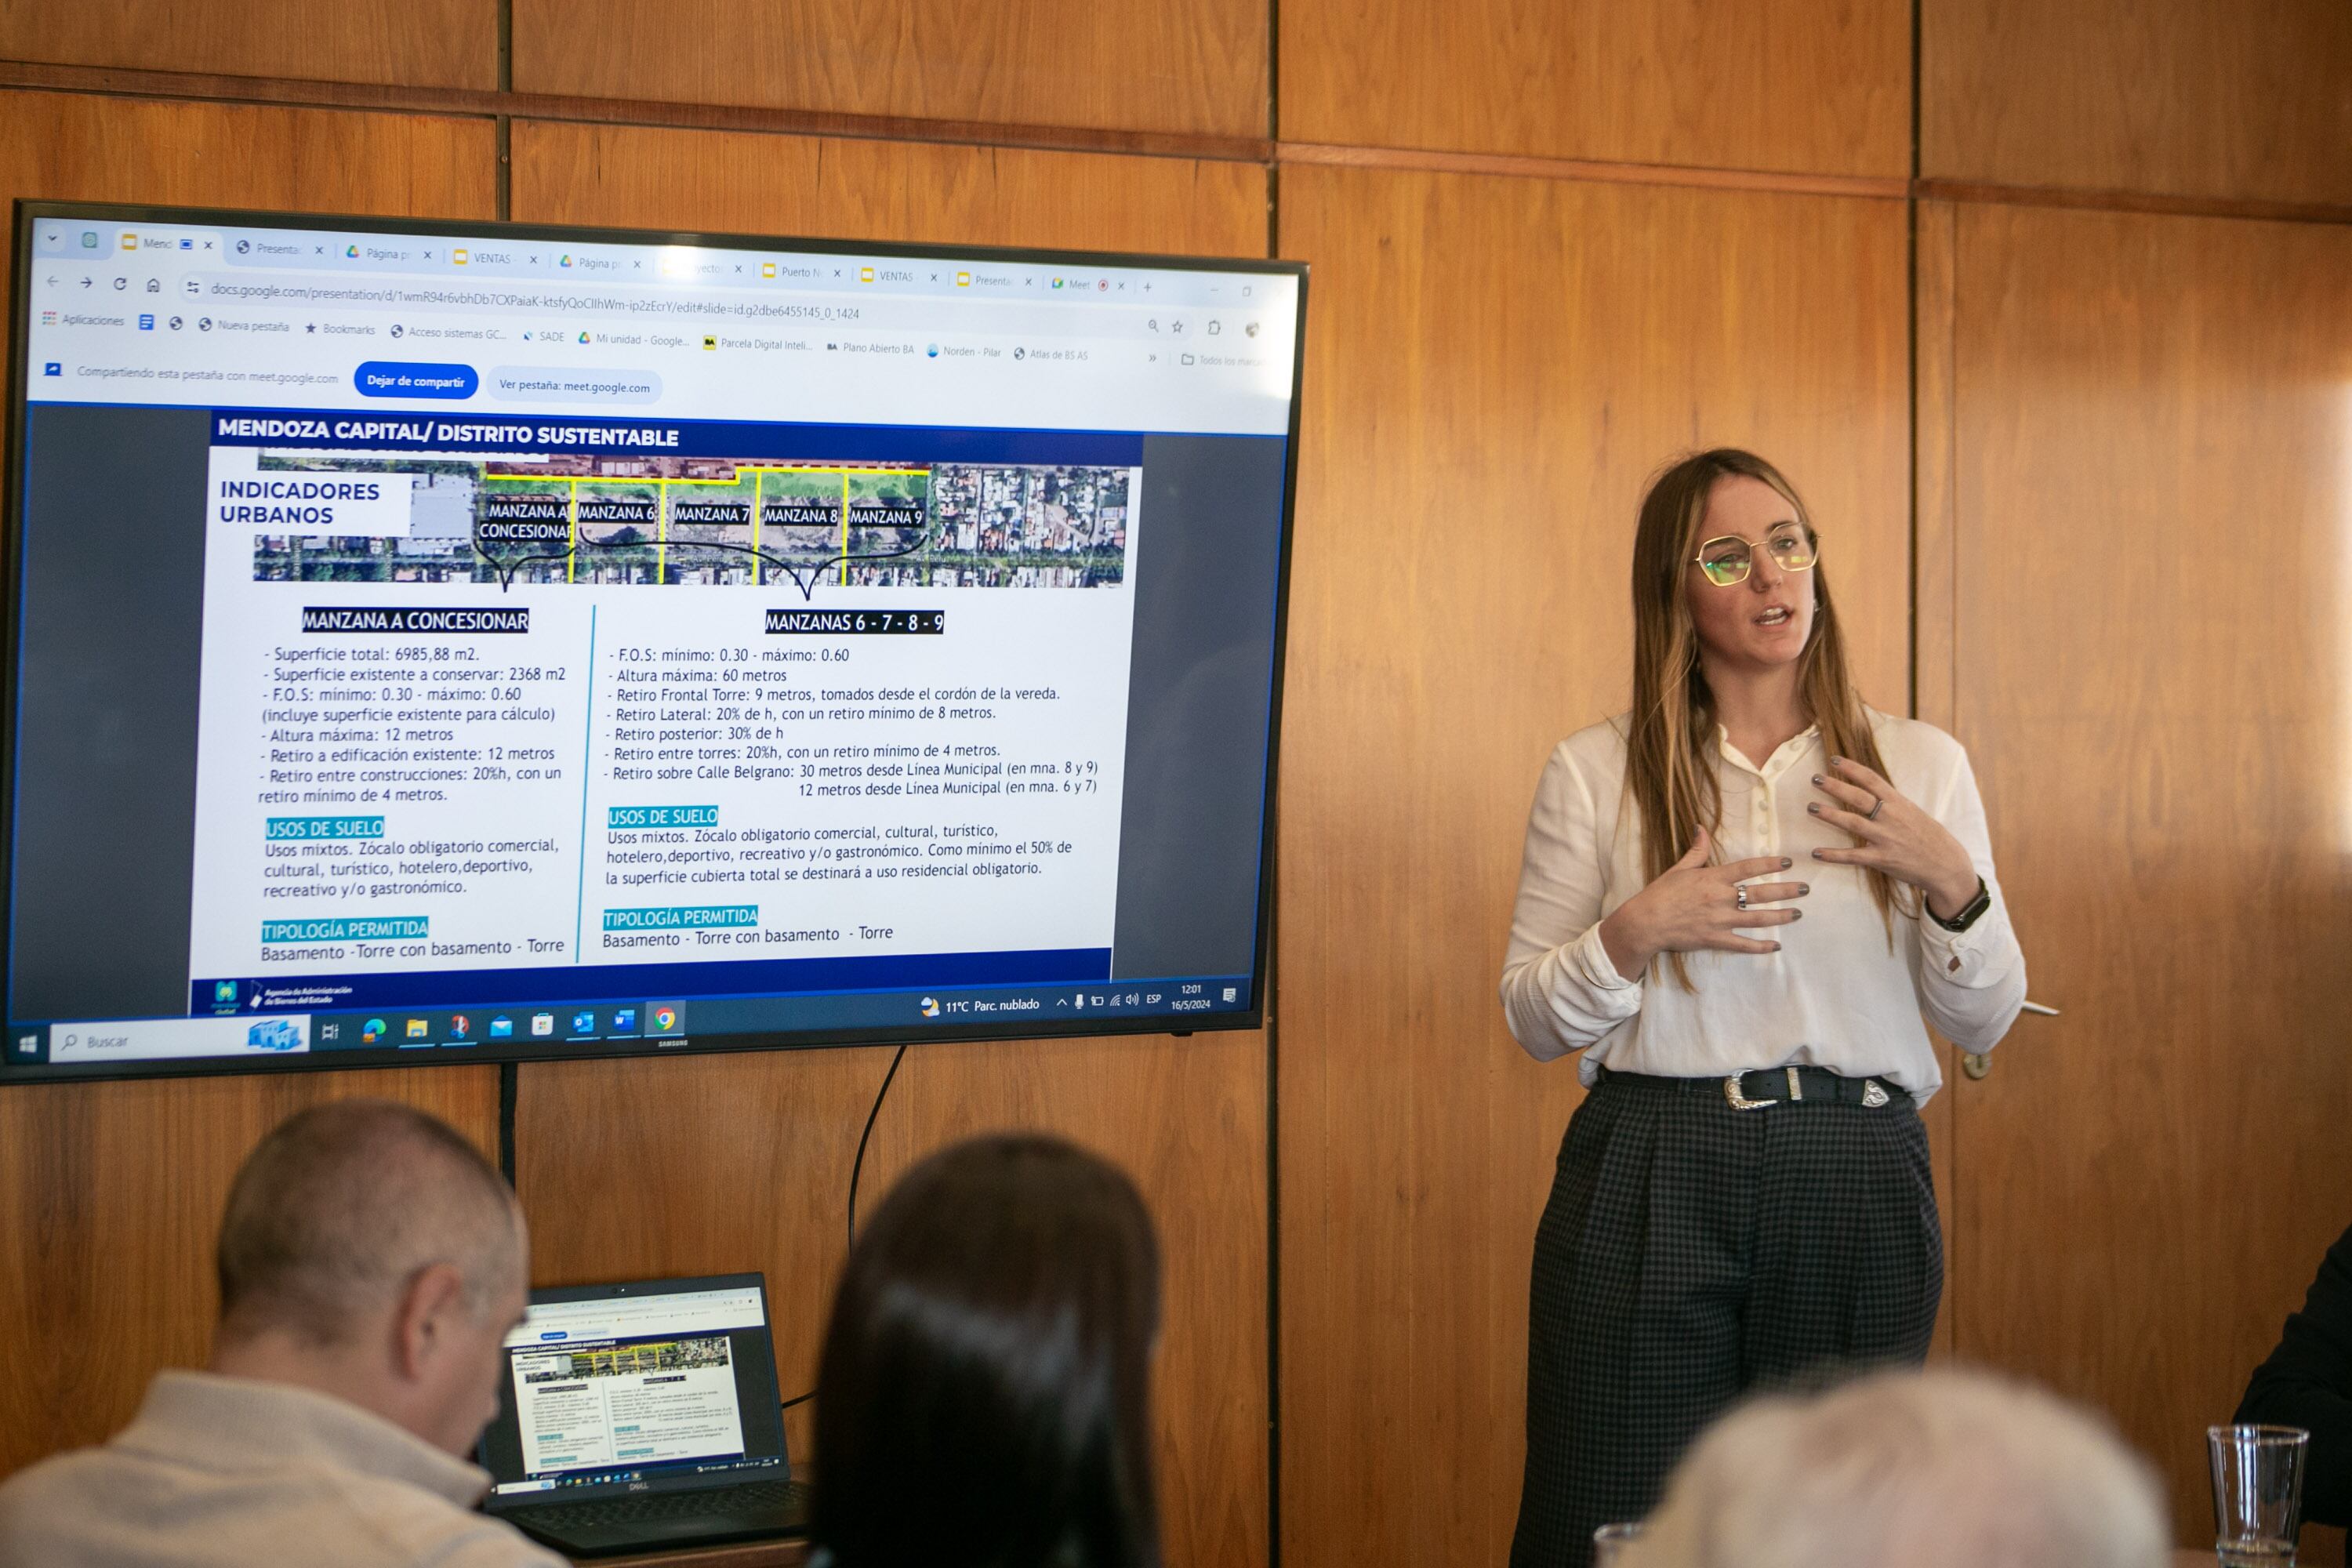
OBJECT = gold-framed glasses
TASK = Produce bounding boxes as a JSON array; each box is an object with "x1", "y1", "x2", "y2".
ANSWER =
[{"x1": 1692, "y1": 525, "x2": 1818, "y2": 586}]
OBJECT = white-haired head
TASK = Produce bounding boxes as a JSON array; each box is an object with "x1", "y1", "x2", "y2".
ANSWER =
[{"x1": 1626, "y1": 1368, "x2": 2169, "y2": 1568}]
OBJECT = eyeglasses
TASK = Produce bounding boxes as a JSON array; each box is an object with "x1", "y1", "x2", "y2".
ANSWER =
[{"x1": 1692, "y1": 525, "x2": 1818, "y2": 586}]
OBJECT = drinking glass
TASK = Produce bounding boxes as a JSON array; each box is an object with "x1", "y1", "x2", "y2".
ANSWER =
[
  {"x1": 1592, "y1": 1521, "x2": 1644, "y2": 1567},
  {"x1": 2209, "y1": 1424, "x2": 2308, "y2": 1566}
]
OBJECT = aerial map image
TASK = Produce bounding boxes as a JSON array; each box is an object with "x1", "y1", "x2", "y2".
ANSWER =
[{"x1": 247, "y1": 450, "x2": 1136, "y2": 595}]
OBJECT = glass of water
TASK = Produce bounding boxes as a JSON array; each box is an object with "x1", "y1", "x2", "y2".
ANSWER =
[
  {"x1": 2209, "y1": 1424, "x2": 2308, "y2": 1566},
  {"x1": 1592, "y1": 1521, "x2": 1644, "y2": 1567}
]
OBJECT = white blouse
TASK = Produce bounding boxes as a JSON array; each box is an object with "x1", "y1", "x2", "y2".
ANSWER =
[{"x1": 1498, "y1": 711, "x2": 2027, "y2": 1102}]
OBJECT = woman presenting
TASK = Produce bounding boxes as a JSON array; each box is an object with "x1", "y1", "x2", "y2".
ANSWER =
[{"x1": 1500, "y1": 449, "x2": 2027, "y2": 1568}]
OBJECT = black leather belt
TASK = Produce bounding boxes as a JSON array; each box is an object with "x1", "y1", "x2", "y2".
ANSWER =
[{"x1": 1596, "y1": 1064, "x2": 1909, "y2": 1111}]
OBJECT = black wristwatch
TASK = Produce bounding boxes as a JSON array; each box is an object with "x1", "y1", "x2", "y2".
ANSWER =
[{"x1": 1928, "y1": 877, "x2": 1991, "y2": 933}]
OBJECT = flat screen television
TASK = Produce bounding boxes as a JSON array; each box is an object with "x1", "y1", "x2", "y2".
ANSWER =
[{"x1": 2, "y1": 202, "x2": 1303, "y2": 1081}]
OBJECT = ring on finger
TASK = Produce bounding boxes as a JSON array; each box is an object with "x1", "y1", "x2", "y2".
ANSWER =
[
  {"x1": 1734, "y1": 884, "x2": 1748, "y2": 912},
  {"x1": 1866, "y1": 797, "x2": 1886, "y2": 821}
]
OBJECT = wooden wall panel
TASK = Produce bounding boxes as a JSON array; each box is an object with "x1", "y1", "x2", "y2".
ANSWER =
[
  {"x1": 0, "y1": 1065, "x2": 500, "y2": 1476},
  {"x1": 0, "y1": 1, "x2": 497, "y2": 90},
  {"x1": 1923, "y1": 0, "x2": 2352, "y2": 205},
  {"x1": 510, "y1": 121, "x2": 1266, "y2": 254},
  {"x1": 1945, "y1": 203, "x2": 2352, "y2": 1542},
  {"x1": 510, "y1": 0, "x2": 1267, "y2": 142},
  {"x1": 509, "y1": 118, "x2": 1269, "y2": 1568},
  {"x1": 1279, "y1": 0, "x2": 1909, "y2": 179},
  {"x1": 0, "y1": 92, "x2": 498, "y2": 366},
  {"x1": 1275, "y1": 166, "x2": 1909, "y2": 1568},
  {"x1": 0, "y1": 89, "x2": 499, "y2": 1482}
]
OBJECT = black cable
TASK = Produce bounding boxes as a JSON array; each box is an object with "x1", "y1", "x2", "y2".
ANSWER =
[
  {"x1": 847, "y1": 1044, "x2": 909, "y2": 1250},
  {"x1": 779, "y1": 1041, "x2": 909, "y2": 1414},
  {"x1": 496, "y1": 1062, "x2": 518, "y2": 1185}
]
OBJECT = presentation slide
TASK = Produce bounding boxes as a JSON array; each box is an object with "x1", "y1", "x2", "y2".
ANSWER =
[
  {"x1": 512, "y1": 1334, "x2": 745, "y2": 1475},
  {"x1": 187, "y1": 422, "x2": 1139, "y2": 1008},
  {"x1": 5, "y1": 209, "x2": 1301, "y2": 1076}
]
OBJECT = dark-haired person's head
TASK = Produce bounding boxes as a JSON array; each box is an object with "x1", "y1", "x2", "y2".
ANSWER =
[
  {"x1": 812, "y1": 1134, "x2": 1162, "y2": 1568},
  {"x1": 210, "y1": 1098, "x2": 529, "y2": 1457}
]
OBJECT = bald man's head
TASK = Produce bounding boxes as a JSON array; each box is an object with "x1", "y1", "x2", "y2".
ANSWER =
[{"x1": 216, "y1": 1099, "x2": 523, "y2": 1347}]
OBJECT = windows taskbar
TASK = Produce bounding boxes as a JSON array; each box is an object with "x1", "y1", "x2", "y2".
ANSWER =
[{"x1": 5, "y1": 975, "x2": 1254, "y2": 1070}]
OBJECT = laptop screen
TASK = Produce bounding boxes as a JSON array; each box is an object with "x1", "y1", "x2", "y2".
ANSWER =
[{"x1": 481, "y1": 1273, "x2": 789, "y2": 1507}]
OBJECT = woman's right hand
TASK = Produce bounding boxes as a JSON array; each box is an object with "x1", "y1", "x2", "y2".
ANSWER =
[{"x1": 1597, "y1": 828, "x2": 1807, "y2": 981}]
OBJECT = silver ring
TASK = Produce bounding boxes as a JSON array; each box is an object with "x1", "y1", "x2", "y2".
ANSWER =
[
  {"x1": 1734, "y1": 884, "x2": 1748, "y2": 911},
  {"x1": 1867, "y1": 797, "x2": 1886, "y2": 821}
]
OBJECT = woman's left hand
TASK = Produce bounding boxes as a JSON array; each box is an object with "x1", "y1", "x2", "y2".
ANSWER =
[{"x1": 1807, "y1": 757, "x2": 1981, "y2": 921}]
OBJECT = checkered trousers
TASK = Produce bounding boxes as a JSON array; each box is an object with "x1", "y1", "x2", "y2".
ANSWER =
[{"x1": 1508, "y1": 1068, "x2": 1943, "y2": 1568}]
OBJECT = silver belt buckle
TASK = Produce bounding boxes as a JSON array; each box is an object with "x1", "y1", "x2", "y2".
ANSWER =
[{"x1": 1724, "y1": 1073, "x2": 1773, "y2": 1110}]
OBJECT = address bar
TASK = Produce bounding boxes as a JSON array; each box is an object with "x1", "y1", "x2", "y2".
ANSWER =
[
  {"x1": 197, "y1": 274, "x2": 865, "y2": 323},
  {"x1": 186, "y1": 272, "x2": 1161, "y2": 339}
]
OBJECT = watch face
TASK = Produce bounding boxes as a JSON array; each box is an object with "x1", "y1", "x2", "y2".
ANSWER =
[{"x1": 1940, "y1": 879, "x2": 1991, "y2": 931}]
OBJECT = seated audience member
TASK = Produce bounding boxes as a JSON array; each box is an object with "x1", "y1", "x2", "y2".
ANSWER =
[
  {"x1": 0, "y1": 1100, "x2": 561, "y2": 1567},
  {"x1": 811, "y1": 1133, "x2": 1161, "y2": 1568},
  {"x1": 1625, "y1": 1368, "x2": 2167, "y2": 1568},
  {"x1": 2240, "y1": 1221, "x2": 2352, "y2": 1524}
]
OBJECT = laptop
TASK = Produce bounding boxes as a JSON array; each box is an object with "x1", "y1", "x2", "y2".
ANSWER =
[{"x1": 479, "y1": 1272, "x2": 812, "y2": 1557}]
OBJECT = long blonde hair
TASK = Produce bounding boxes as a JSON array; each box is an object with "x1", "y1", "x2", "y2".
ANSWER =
[{"x1": 1625, "y1": 449, "x2": 1904, "y2": 987}]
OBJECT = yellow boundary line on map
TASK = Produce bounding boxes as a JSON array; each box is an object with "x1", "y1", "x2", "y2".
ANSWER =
[{"x1": 485, "y1": 465, "x2": 930, "y2": 586}]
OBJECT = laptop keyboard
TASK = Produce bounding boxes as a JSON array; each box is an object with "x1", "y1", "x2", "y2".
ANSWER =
[{"x1": 522, "y1": 1478, "x2": 810, "y2": 1529}]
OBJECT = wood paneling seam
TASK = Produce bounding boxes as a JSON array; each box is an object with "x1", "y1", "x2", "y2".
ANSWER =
[
  {"x1": 0, "y1": 60, "x2": 1274, "y2": 164},
  {"x1": 5, "y1": 62, "x2": 2349, "y2": 224}
]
